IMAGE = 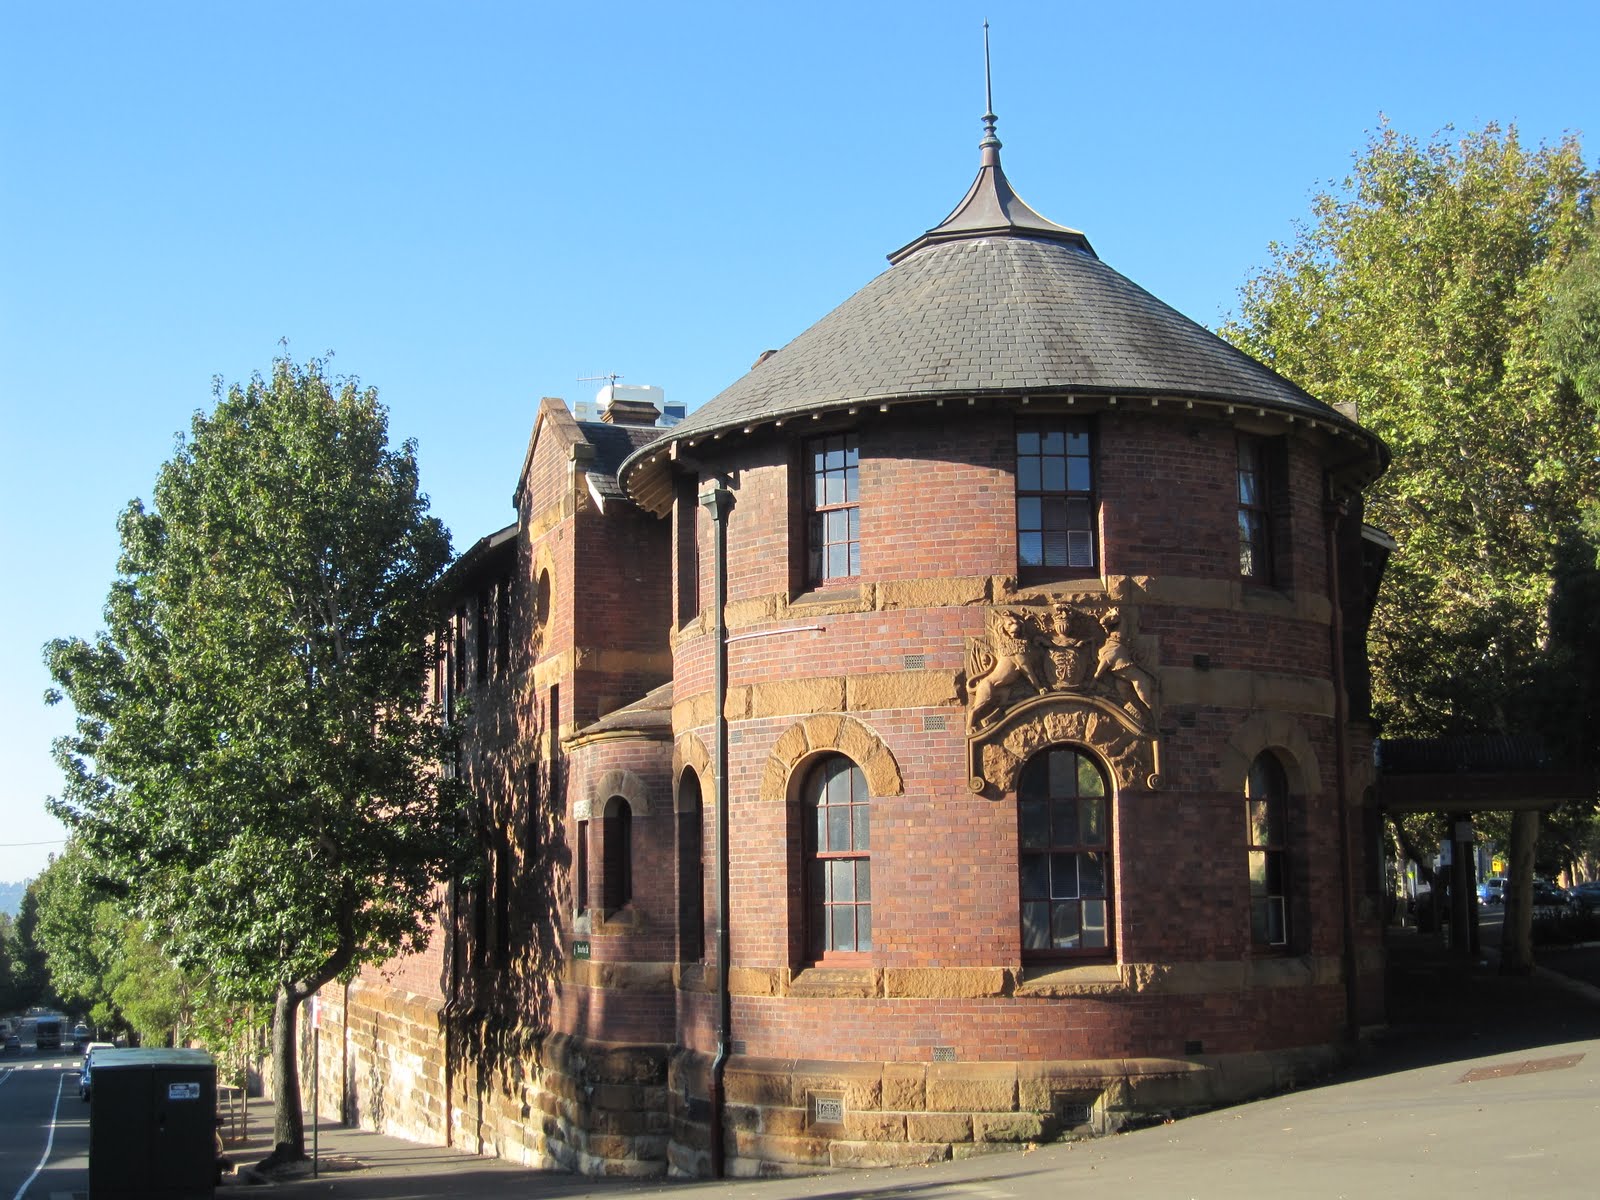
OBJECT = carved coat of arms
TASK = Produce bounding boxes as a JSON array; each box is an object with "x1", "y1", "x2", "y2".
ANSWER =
[{"x1": 962, "y1": 602, "x2": 1161, "y2": 794}]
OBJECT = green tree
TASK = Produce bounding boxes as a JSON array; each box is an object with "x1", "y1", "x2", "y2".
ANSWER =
[
  {"x1": 11, "y1": 882, "x2": 55, "y2": 1011},
  {"x1": 29, "y1": 841, "x2": 116, "y2": 1019},
  {"x1": 1222, "y1": 122, "x2": 1600, "y2": 966},
  {"x1": 46, "y1": 355, "x2": 469, "y2": 1158},
  {"x1": 0, "y1": 911, "x2": 17, "y2": 1012}
]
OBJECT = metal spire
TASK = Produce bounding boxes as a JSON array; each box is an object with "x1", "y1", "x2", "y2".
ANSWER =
[{"x1": 980, "y1": 20, "x2": 1001, "y2": 166}]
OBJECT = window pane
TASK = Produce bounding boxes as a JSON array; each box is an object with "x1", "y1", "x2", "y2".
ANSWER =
[
  {"x1": 1020, "y1": 800, "x2": 1050, "y2": 849},
  {"x1": 1248, "y1": 799, "x2": 1273, "y2": 845},
  {"x1": 1017, "y1": 431, "x2": 1041, "y2": 455},
  {"x1": 828, "y1": 803, "x2": 850, "y2": 851},
  {"x1": 1022, "y1": 900, "x2": 1051, "y2": 949},
  {"x1": 1019, "y1": 532, "x2": 1043, "y2": 567},
  {"x1": 1249, "y1": 849, "x2": 1271, "y2": 895},
  {"x1": 1078, "y1": 758, "x2": 1105, "y2": 797},
  {"x1": 1040, "y1": 430, "x2": 1064, "y2": 454},
  {"x1": 1067, "y1": 458, "x2": 1092, "y2": 492},
  {"x1": 830, "y1": 858, "x2": 855, "y2": 901},
  {"x1": 1050, "y1": 852, "x2": 1079, "y2": 899},
  {"x1": 1080, "y1": 795, "x2": 1105, "y2": 843},
  {"x1": 1020, "y1": 853, "x2": 1050, "y2": 900},
  {"x1": 832, "y1": 905, "x2": 855, "y2": 952},
  {"x1": 1018, "y1": 497, "x2": 1041, "y2": 529},
  {"x1": 856, "y1": 903, "x2": 872, "y2": 951},
  {"x1": 1051, "y1": 901, "x2": 1081, "y2": 949},
  {"x1": 856, "y1": 858, "x2": 872, "y2": 902},
  {"x1": 1067, "y1": 531, "x2": 1094, "y2": 567},
  {"x1": 827, "y1": 543, "x2": 847, "y2": 579},
  {"x1": 1041, "y1": 457, "x2": 1066, "y2": 492},
  {"x1": 1018, "y1": 458, "x2": 1042, "y2": 491},
  {"x1": 1080, "y1": 851, "x2": 1105, "y2": 897},
  {"x1": 852, "y1": 800, "x2": 870, "y2": 851},
  {"x1": 1065, "y1": 430, "x2": 1090, "y2": 456},
  {"x1": 1047, "y1": 750, "x2": 1074, "y2": 797},
  {"x1": 1051, "y1": 798, "x2": 1079, "y2": 845},
  {"x1": 1081, "y1": 899, "x2": 1108, "y2": 948}
]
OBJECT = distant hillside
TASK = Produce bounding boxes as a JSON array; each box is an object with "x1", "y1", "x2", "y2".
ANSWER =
[{"x1": 0, "y1": 880, "x2": 27, "y2": 918}]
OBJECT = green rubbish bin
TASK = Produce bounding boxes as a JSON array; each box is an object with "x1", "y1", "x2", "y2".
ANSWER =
[{"x1": 89, "y1": 1048, "x2": 217, "y2": 1200}]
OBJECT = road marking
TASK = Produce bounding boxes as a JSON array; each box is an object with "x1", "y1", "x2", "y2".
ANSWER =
[{"x1": 10, "y1": 1071, "x2": 67, "y2": 1200}]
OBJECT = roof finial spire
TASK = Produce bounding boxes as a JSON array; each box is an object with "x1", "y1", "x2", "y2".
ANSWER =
[{"x1": 980, "y1": 20, "x2": 1001, "y2": 167}]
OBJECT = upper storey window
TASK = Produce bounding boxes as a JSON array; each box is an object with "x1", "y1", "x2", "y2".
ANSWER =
[
  {"x1": 806, "y1": 433, "x2": 860, "y2": 584},
  {"x1": 1017, "y1": 422, "x2": 1095, "y2": 573},
  {"x1": 1237, "y1": 436, "x2": 1272, "y2": 580}
]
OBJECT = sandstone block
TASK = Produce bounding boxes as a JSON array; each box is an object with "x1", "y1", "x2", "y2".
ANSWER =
[
  {"x1": 926, "y1": 1064, "x2": 1015, "y2": 1112},
  {"x1": 974, "y1": 1112, "x2": 1045, "y2": 1142},
  {"x1": 843, "y1": 1111, "x2": 906, "y2": 1142},
  {"x1": 906, "y1": 1112, "x2": 971, "y2": 1143},
  {"x1": 731, "y1": 1129, "x2": 831, "y2": 1166},
  {"x1": 828, "y1": 1140, "x2": 950, "y2": 1169},
  {"x1": 873, "y1": 576, "x2": 989, "y2": 610},
  {"x1": 846, "y1": 671, "x2": 961, "y2": 713},
  {"x1": 749, "y1": 677, "x2": 846, "y2": 718},
  {"x1": 883, "y1": 968, "x2": 1007, "y2": 999},
  {"x1": 882, "y1": 1063, "x2": 926, "y2": 1111}
]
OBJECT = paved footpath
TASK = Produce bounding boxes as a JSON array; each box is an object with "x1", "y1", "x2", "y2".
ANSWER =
[{"x1": 224, "y1": 937, "x2": 1600, "y2": 1199}]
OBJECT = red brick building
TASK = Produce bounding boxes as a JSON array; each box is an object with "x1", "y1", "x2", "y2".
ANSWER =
[{"x1": 310, "y1": 113, "x2": 1391, "y2": 1178}]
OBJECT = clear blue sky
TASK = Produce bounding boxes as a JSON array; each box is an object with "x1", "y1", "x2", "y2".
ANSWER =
[{"x1": 3, "y1": 1, "x2": 1595, "y2": 883}]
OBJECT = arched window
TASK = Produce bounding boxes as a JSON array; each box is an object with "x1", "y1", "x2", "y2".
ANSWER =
[
  {"x1": 1246, "y1": 753, "x2": 1289, "y2": 948},
  {"x1": 804, "y1": 755, "x2": 871, "y2": 958},
  {"x1": 1019, "y1": 746, "x2": 1112, "y2": 958},
  {"x1": 574, "y1": 818, "x2": 589, "y2": 916},
  {"x1": 602, "y1": 797, "x2": 633, "y2": 915},
  {"x1": 677, "y1": 772, "x2": 706, "y2": 962}
]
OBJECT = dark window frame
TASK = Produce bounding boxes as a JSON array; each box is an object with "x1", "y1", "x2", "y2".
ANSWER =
[
  {"x1": 574, "y1": 818, "x2": 589, "y2": 916},
  {"x1": 677, "y1": 772, "x2": 706, "y2": 963},
  {"x1": 1018, "y1": 746, "x2": 1114, "y2": 962},
  {"x1": 1246, "y1": 753, "x2": 1290, "y2": 950},
  {"x1": 1016, "y1": 420, "x2": 1097, "y2": 576},
  {"x1": 804, "y1": 432, "x2": 861, "y2": 587},
  {"x1": 802, "y1": 755, "x2": 872, "y2": 962},
  {"x1": 1237, "y1": 435, "x2": 1272, "y2": 582},
  {"x1": 602, "y1": 798, "x2": 633, "y2": 916}
]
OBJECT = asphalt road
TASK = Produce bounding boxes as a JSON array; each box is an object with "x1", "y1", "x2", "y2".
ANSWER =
[{"x1": 0, "y1": 1047, "x2": 88, "y2": 1200}]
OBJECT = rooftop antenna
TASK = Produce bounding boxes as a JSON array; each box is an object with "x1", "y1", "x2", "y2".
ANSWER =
[
  {"x1": 980, "y1": 20, "x2": 1001, "y2": 165},
  {"x1": 578, "y1": 372, "x2": 624, "y2": 387}
]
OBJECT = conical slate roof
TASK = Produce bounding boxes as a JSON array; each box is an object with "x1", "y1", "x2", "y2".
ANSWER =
[{"x1": 620, "y1": 117, "x2": 1382, "y2": 510}]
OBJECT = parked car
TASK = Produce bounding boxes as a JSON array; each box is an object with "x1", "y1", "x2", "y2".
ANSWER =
[
  {"x1": 72, "y1": 1023, "x2": 91, "y2": 1049},
  {"x1": 1531, "y1": 879, "x2": 1572, "y2": 910},
  {"x1": 1567, "y1": 881, "x2": 1600, "y2": 912},
  {"x1": 78, "y1": 1041, "x2": 116, "y2": 1101},
  {"x1": 1478, "y1": 877, "x2": 1507, "y2": 905}
]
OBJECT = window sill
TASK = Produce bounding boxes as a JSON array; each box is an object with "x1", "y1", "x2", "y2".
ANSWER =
[
  {"x1": 1015, "y1": 959, "x2": 1123, "y2": 997},
  {"x1": 787, "y1": 964, "x2": 880, "y2": 999},
  {"x1": 1015, "y1": 571, "x2": 1105, "y2": 594},
  {"x1": 789, "y1": 582, "x2": 865, "y2": 609}
]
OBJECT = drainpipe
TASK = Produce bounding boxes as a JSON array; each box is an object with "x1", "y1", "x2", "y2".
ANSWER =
[
  {"x1": 1325, "y1": 490, "x2": 1362, "y2": 1041},
  {"x1": 699, "y1": 479, "x2": 734, "y2": 1178}
]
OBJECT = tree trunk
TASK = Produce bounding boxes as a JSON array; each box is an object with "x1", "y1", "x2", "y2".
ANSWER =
[
  {"x1": 1500, "y1": 809, "x2": 1540, "y2": 976},
  {"x1": 271, "y1": 984, "x2": 307, "y2": 1158}
]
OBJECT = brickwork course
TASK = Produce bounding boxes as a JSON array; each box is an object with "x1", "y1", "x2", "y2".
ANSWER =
[{"x1": 301, "y1": 109, "x2": 1397, "y2": 1179}]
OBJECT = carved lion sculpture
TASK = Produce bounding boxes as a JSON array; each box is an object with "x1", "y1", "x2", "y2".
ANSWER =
[{"x1": 966, "y1": 610, "x2": 1050, "y2": 730}]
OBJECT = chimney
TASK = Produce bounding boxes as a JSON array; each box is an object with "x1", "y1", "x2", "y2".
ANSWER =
[{"x1": 597, "y1": 383, "x2": 664, "y2": 427}]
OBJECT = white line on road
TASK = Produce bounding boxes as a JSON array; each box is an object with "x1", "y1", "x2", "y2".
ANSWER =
[{"x1": 11, "y1": 1071, "x2": 66, "y2": 1200}]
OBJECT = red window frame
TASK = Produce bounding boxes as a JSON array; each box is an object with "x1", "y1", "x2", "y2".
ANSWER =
[{"x1": 803, "y1": 756, "x2": 871, "y2": 960}]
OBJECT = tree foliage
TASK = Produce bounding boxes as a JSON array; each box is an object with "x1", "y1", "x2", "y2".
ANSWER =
[
  {"x1": 1223, "y1": 122, "x2": 1599, "y2": 749},
  {"x1": 45, "y1": 354, "x2": 469, "y2": 1155}
]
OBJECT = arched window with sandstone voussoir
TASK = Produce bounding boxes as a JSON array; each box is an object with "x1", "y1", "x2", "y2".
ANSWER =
[
  {"x1": 1018, "y1": 745, "x2": 1113, "y2": 960},
  {"x1": 802, "y1": 754, "x2": 871, "y2": 961},
  {"x1": 601, "y1": 797, "x2": 633, "y2": 916},
  {"x1": 1246, "y1": 752, "x2": 1290, "y2": 950},
  {"x1": 677, "y1": 770, "x2": 705, "y2": 962}
]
